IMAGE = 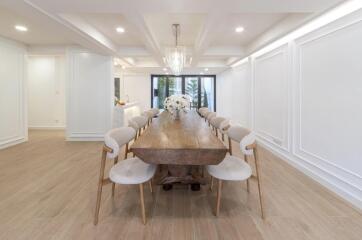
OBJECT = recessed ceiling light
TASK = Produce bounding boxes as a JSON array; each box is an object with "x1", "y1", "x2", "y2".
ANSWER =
[
  {"x1": 204, "y1": 68, "x2": 209, "y2": 72},
  {"x1": 166, "y1": 72, "x2": 169, "y2": 75},
  {"x1": 116, "y1": 27, "x2": 125, "y2": 33},
  {"x1": 122, "y1": 65, "x2": 126, "y2": 69},
  {"x1": 235, "y1": 26, "x2": 244, "y2": 33},
  {"x1": 15, "y1": 25, "x2": 28, "y2": 32},
  {"x1": 200, "y1": 72, "x2": 204, "y2": 75},
  {"x1": 163, "y1": 68, "x2": 167, "y2": 71}
]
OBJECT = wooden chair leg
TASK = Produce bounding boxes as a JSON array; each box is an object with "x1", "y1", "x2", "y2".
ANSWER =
[
  {"x1": 210, "y1": 176, "x2": 214, "y2": 191},
  {"x1": 111, "y1": 156, "x2": 119, "y2": 197},
  {"x1": 124, "y1": 143, "x2": 129, "y2": 159},
  {"x1": 139, "y1": 183, "x2": 146, "y2": 224},
  {"x1": 94, "y1": 151, "x2": 107, "y2": 225},
  {"x1": 228, "y1": 137, "x2": 233, "y2": 155},
  {"x1": 253, "y1": 147, "x2": 265, "y2": 219},
  {"x1": 215, "y1": 179, "x2": 223, "y2": 216},
  {"x1": 148, "y1": 179, "x2": 153, "y2": 193},
  {"x1": 244, "y1": 154, "x2": 250, "y2": 193}
]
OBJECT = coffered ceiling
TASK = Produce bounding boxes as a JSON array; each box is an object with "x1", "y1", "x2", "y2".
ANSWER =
[{"x1": 0, "y1": 0, "x2": 344, "y2": 74}]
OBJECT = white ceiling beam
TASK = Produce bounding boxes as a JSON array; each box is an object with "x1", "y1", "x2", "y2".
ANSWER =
[
  {"x1": 122, "y1": 10, "x2": 164, "y2": 67},
  {"x1": 24, "y1": 0, "x2": 135, "y2": 67},
  {"x1": 192, "y1": 12, "x2": 228, "y2": 67}
]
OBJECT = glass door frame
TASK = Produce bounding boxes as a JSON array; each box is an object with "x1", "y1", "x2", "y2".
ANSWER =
[{"x1": 151, "y1": 74, "x2": 216, "y2": 111}]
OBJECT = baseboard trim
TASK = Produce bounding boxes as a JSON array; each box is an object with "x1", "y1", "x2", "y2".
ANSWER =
[
  {"x1": 66, "y1": 137, "x2": 103, "y2": 141},
  {"x1": 66, "y1": 133, "x2": 104, "y2": 142},
  {"x1": 28, "y1": 126, "x2": 65, "y2": 130},
  {"x1": 0, "y1": 136, "x2": 27, "y2": 150},
  {"x1": 257, "y1": 138, "x2": 362, "y2": 212}
]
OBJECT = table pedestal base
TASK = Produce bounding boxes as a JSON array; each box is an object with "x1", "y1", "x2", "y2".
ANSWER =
[{"x1": 157, "y1": 165, "x2": 207, "y2": 190}]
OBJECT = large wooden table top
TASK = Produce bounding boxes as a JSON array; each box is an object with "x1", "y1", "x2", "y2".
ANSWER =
[{"x1": 131, "y1": 110, "x2": 227, "y2": 165}]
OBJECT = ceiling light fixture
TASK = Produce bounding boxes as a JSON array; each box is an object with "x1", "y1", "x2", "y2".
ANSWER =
[
  {"x1": 235, "y1": 26, "x2": 244, "y2": 33},
  {"x1": 164, "y1": 24, "x2": 186, "y2": 76},
  {"x1": 15, "y1": 25, "x2": 28, "y2": 32},
  {"x1": 204, "y1": 68, "x2": 209, "y2": 72},
  {"x1": 163, "y1": 68, "x2": 167, "y2": 71},
  {"x1": 116, "y1": 27, "x2": 125, "y2": 33},
  {"x1": 200, "y1": 72, "x2": 204, "y2": 75}
]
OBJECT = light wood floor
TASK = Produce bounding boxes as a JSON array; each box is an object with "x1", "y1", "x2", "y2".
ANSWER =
[{"x1": 0, "y1": 130, "x2": 361, "y2": 240}]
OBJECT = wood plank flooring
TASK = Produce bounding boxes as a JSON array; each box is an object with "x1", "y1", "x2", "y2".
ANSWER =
[{"x1": 0, "y1": 130, "x2": 361, "y2": 240}]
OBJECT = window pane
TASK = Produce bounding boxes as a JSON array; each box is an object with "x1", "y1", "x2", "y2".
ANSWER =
[
  {"x1": 185, "y1": 77, "x2": 199, "y2": 109},
  {"x1": 153, "y1": 76, "x2": 167, "y2": 109},
  {"x1": 200, "y1": 77, "x2": 214, "y2": 111},
  {"x1": 152, "y1": 75, "x2": 216, "y2": 111},
  {"x1": 168, "y1": 77, "x2": 182, "y2": 96}
]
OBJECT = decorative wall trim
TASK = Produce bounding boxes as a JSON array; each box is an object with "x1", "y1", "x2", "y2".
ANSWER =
[
  {"x1": 293, "y1": 13, "x2": 362, "y2": 190},
  {"x1": 0, "y1": 37, "x2": 28, "y2": 149},
  {"x1": 252, "y1": 44, "x2": 290, "y2": 152},
  {"x1": 65, "y1": 48, "x2": 113, "y2": 141}
]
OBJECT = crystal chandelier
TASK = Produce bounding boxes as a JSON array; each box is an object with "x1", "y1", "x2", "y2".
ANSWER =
[{"x1": 164, "y1": 24, "x2": 186, "y2": 76}]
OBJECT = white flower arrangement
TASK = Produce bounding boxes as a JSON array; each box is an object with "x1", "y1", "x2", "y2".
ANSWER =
[{"x1": 164, "y1": 94, "x2": 191, "y2": 116}]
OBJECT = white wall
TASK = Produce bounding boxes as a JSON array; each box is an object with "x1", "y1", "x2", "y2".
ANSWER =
[
  {"x1": 217, "y1": 62, "x2": 251, "y2": 128},
  {"x1": 123, "y1": 74, "x2": 151, "y2": 112},
  {"x1": 66, "y1": 48, "x2": 113, "y2": 141},
  {"x1": 28, "y1": 56, "x2": 66, "y2": 129},
  {"x1": 217, "y1": 9, "x2": 362, "y2": 209},
  {"x1": 0, "y1": 37, "x2": 27, "y2": 149}
]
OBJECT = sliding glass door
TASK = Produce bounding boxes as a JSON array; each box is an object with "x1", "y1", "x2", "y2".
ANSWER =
[
  {"x1": 151, "y1": 75, "x2": 216, "y2": 111},
  {"x1": 185, "y1": 77, "x2": 199, "y2": 109},
  {"x1": 152, "y1": 76, "x2": 182, "y2": 109}
]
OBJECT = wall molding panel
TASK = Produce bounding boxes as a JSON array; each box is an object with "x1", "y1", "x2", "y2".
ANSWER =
[
  {"x1": 252, "y1": 44, "x2": 290, "y2": 152},
  {"x1": 0, "y1": 37, "x2": 28, "y2": 149},
  {"x1": 292, "y1": 10, "x2": 362, "y2": 207},
  {"x1": 218, "y1": 9, "x2": 362, "y2": 209},
  {"x1": 66, "y1": 48, "x2": 113, "y2": 141}
]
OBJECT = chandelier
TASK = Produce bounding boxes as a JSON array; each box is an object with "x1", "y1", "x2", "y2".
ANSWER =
[{"x1": 164, "y1": 24, "x2": 186, "y2": 76}]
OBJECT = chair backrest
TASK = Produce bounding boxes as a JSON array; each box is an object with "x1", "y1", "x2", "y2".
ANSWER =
[
  {"x1": 199, "y1": 108, "x2": 209, "y2": 117},
  {"x1": 104, "y1": 127, "x2": 136, "y2": 158},
  {"x1": 210, "y1": 117, "x2": 226, "y2": 128},
  {"x1": 142, "y1": 110, "x2": 154, "y2": 119},
  {"x1": 206, "y1": 112, "x2": 216, "y2": 121},
  {"x1": 128, "y1": 119, "x2": 139, "y2": 131},
  {"x1": 227, "y1": 125, "x2": 250, "y2": 142},
  {"x1": 150, "y1": 108, "x2": 160, "y2": 116},
  {"x1": 199, "y1": 107, "x2": 208, "y2": 115},
  {"x1": 240, "y1": 132, "x2": 256, "y2": 156},
  {"x1": 131, "y1": 116, "x2": 148, "y2": 128},
  {"x1": 219, "y1": 119, "x2": 230, "y2": 134}
]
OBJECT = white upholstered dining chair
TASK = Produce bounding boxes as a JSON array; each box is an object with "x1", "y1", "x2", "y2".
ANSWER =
[
  {"x1": 205, "y1": 112, "x2": 216, "y2": 126},
  {"x1": 129, "y1": 116, "x2": 148, "y2": 138},
  {"x1": 150, "y1": 108, "x2": 160, "y2": 117},
  {"x1": 142, "y1": 110, "x2": 154, "y2": 126},
  {"x1": 207, "y1": 128, "x2": 265, "y2": 218},
  {"x1": 198, "y1": 107, "x2": 209, "y2": 117},
  {"x1": 94, "y1": 127, "x2": 157, "y2": 225},
  {"x1": 219, "y1": 119, "x2": 230, "y2": 142},
  {"x1": 209, "y1": 117, "x2": 226, "y2": 138}
]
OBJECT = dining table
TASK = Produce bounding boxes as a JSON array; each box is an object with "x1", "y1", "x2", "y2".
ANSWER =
[{"x1": 131, "y1": 109, "x2": 228, "y2": 190}]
